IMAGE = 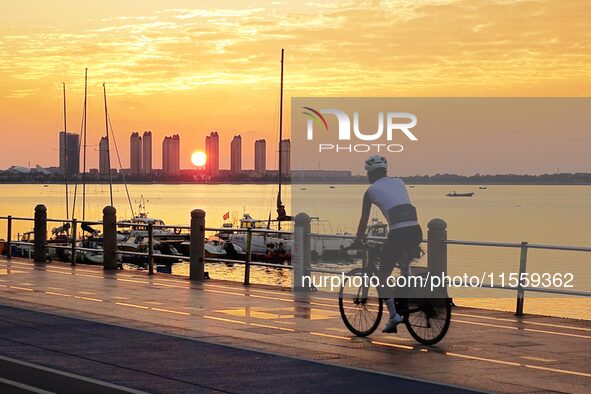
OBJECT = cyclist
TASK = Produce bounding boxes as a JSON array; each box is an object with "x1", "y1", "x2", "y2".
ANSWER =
[{"x1": 353, "y1": 155, "x2": 423, "y2": 333}]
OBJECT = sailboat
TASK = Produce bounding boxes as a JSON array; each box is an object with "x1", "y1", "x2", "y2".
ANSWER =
[
  {"x1": 219, "y1": 49, "x2": 292, "y2": 263},
  {"x1": 68, "y1": 74, "x2": 112, "y2": 264}
]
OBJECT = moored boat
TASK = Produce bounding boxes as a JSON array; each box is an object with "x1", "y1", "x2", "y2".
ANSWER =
[{"x1": 446, "y1": 191, "x2": 475, "y2": 197}]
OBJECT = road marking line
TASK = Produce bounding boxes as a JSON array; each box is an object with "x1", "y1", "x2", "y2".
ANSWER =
[
  {"x1": 310, "y1": 332, "x2": 351, "y2": 341},
  {"x1": 0, "y1": 354, "x2": 146, "y2": 394},
  {"x1": 453, "y1": 319, "x2": 591, "y2": 339},
  {"x1": 203, "y1": 315, "x2": 247, "y2": 325},
  {"x1": 151, "y1": 307, "x2": 190, "y2": 316},
  {"x1": 9, "y1": 286, "x2": 34, "y2": 292},
  {"x1": 46, "y1": 270, "x2": 71, "y2": 275},
  {"x1": 250, "y1": 322, "x2": 295, "y2": 332},
  {"x1": 453, "y1": 319, "x2": 517, "y2": 330},
  {"x1": 74, "y1": 296, "x2": 103, "y2": 302},
  {"x1": 524, "y1": 327, "x2": 591, "y2": 339},
  {"x1": 45, "y1": 291, "x2": 71, "y2": 297},
  {"x1": 454, "y1": 312, "x2": 591, "y2": 332},
  {"x1": 445, "y1": 352, "x2": 520, "y2": 366},
  {"x1": 520, "y1": 356, "x2": 556, "y2": 363},
  {"x1": 115, "y1": 302, "x2": 149, "y2": 310},
  {"x1": 0, "y1": 376, "x2": 55, "y2": 394},
  {"x1": 525, "y1": 364, "x2": 591, "y2": 378},
  {"x1": 371, "y1": 340, "x2": 415, "y2": 350}
]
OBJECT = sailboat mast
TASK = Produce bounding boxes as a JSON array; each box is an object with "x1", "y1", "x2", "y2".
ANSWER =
[
  {"x1": 277, "y1": 49, "x2": 284, "y2": 214},
  {"x1": 103, "y1": 83, "x2": 114, "y2": 207},
  {"x1": 82, "y1": 68, "x2": 87, "y2": 221},
  {"x1": 62, "y1": 82, "x2": 69, "y2": 220}
]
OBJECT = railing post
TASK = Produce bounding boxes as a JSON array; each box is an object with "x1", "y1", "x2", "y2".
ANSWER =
[
  {"x1": 102, "y1": 206, "x2": 118, "y2": 270},
  {"x1": 147, "y1": 222, "x2": 154, "y2": 275},
  {"x1": 427, "y1": 218, "x2": 447, "y2": 295},
  {"x1": 515, "y1": 241, "x2": 528, "y2": 316},
  {"x1": 244, "y1": 228, "x2": 252, "y2": 285},
  {"x1": 70, "y1": 218, "x2": 77, "y2": 265},
  {"x1": 6, "y1": 215, "x2": 12, "y2": 259},
  {"x1": 33, "y1": 204, "x2": 47, "y2": 263},
  {"x1": 293, "y1": 212, "x2": 311, "y2": 293},
  {"x1": 190, "y1": 209, "x2": 205, "y2": 281}
]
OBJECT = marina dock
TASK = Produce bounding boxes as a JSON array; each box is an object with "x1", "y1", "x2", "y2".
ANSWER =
[{"x1": 0, "y1": 257, "x2": 589, "y2": 393}]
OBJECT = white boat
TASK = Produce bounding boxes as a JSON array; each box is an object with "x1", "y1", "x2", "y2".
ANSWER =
[
  {"x1": 123, "y1": 213, "x2": 180, "y2": 238},
  {"x1": 310, "y1": 219, "x2": 355, "y2": 260},
  {"x1": 367, "y1": 218, "x2": 388, "y2": 238},
  {"x1": 222, "y1": 214, "x2": 293, "y2": 257},
  {"x1": 121, "y1": 197, "x2": 187, "y2": 240}
]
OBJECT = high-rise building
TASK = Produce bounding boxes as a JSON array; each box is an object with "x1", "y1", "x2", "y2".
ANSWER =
[
  {"x1": 142, "y1": 131, "x2": 152, "y2": 174},
  {"x1": 99, "y1": 136, "x2": 110, "y2": 174},
  {"x1": 230, "y1": 135, "x2": 242, "y2": 175},
  {"x1": 59, "y1": 131, "x2": 80, "y2": 176},
  {"x1": 205, "y1": 131, "x2": 219, "y2": 176},
  {"x1": 280, "y1": 138, "x2": 290, "y2": 176},
  {"x1": 162, "y1": 134, "x2": 180, "y2": 175},
  {"x1": 130, "y1": 132, "x2": 142, "y2": 175},
  {"x1": 254, "y1": 139, "x2": 266, "y2": 174}
]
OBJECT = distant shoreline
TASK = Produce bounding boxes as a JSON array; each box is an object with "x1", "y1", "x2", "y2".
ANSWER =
[
  {"x1": 1, "y1": 181, "x2": 590, "y2": 186},
  {"x1": 2, "y1": 172, "x2": 590, "y2": 186}
]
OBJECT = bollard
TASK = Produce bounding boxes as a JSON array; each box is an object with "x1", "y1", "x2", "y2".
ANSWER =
[
  {"x1": 244, "y1": 228, "x2": 252, "y2": 285},
  {"x1": 6, "y1": 215, "x2": 12, "y2": 259},
  {"x1": 427, "y1": 218, "x2": 447, "y2": 296},
  {"x1": 102, "y1": 206, "x2": 118, "y2": 270},
  {"x1": 147, "y1": 222, "x2": 154, "y2": 275},
  {"x1": 293, "y1": 212, "x2": 311, "y2": 293},
  {"x1": 190, "y1": 209, "x2": 205, "y2": 281},
  {"x1": 70, "y1": 218, "x2": 77, "y2": 265},
  {"x1": 515, "y1": 241, "x2": 528, "y2": 316},
  {"x1": 33, "y1": 204, "x2": 47, "y2": 263}
]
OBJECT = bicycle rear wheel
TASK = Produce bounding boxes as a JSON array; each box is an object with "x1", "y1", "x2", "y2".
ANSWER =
[
  {"x1": 404, "y1": 298, "x2": 451, "y2": 345},
  {"x1": 339, "y1": 268, "x2": 383, "y2": 337}
]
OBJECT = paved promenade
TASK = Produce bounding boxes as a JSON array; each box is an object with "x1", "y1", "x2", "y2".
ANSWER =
[{"x1": 0, "y1": 257, "x2": 589, "y2": 393}]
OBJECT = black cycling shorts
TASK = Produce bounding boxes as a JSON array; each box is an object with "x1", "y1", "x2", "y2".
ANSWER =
[{"x1": 379, "y1": 224, "x2": 423, "y2": 276}]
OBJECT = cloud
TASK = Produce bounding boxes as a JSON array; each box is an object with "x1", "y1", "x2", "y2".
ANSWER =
[{"x1": 0, "y1": 0, "x2": 589, "y2": 98}]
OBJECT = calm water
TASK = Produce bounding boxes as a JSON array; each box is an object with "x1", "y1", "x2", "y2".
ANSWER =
[{"x1": 0, "y1": 183, "x2": 589, "y2": 320}]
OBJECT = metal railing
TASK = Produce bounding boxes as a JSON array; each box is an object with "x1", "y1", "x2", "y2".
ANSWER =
[
  {"x1": 445, "y1": 239, "x2": 591, "y2": 315},
  {"x1": 1, "y1": 209, "x2": 589, "y2": 317}
]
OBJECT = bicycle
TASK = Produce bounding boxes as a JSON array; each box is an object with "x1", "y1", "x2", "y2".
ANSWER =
[{"x1": 338, "y1": 240, "x2": 452, "y2": 345}]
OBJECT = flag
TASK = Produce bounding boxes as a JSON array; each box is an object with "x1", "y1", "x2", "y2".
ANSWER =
[{"x1": 223, "y1": 212, "x2": 230, "y2": 220}]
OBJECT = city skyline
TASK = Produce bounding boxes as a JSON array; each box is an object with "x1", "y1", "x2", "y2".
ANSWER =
[{"x1": 50, "y1": 129, "x2": 286, "y2": 175}]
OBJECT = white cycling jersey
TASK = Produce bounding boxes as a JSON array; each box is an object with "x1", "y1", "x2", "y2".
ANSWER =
[{"x1": 367, "y1": 177, "x2": 419, "y2": 230}]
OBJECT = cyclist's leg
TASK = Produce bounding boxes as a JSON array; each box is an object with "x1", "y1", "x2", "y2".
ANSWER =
[
  {"x1": 378, "y1": 233, "x2": 398, "y2": 319},
  {"x1": 380, "y1": 226, "x2": 422, "y2": 318}
]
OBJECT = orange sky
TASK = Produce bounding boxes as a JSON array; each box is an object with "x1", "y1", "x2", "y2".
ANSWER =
[{"x1": 0, "y1": 0, "x2": 589, "y2": 173}]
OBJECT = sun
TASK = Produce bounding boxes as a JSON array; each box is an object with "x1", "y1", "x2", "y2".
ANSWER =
[{"x1": 191, "y1": 151, "x2": 207, "y2": 167}]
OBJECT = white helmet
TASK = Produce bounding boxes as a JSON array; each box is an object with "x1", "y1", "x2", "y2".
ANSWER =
[{"x1": 364, "y1": 155, "x2": 388, "y2": 172}]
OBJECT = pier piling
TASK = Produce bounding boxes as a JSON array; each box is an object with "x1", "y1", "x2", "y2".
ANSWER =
[
  {"x1": 33, "y1": 204, "x2": 47, "y2": 263},
  {"x1": 293, "y1": 212, "x2": 311, "y2": 293},
  {"x1": 102, "y1": 206, "x2": 118, "y2": 270},
  {"x1": 190, "y1": 209, "x2": 205, "y2": 281},
  {"x1": 515, "y1": 241, "x2": 529, "y2": 316},
  {"x1": 427, "y1": 218, "x2": 447, "y2": 295},
  {"x1": 6, "y1": 215, "x2": 12, "y2": 259}
]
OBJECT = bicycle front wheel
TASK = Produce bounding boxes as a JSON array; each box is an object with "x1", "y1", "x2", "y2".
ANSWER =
[
  {"x1": 404, "y1": 297, "x2": 451, "y2": 345},
  {"x1": 339, "y1": 268, "x2": 383, "y2": 337}
]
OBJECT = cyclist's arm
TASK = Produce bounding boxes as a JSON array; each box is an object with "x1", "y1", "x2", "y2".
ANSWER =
[{"x1": 355, "y1": 190, "x2": 372, "y2": 240}]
